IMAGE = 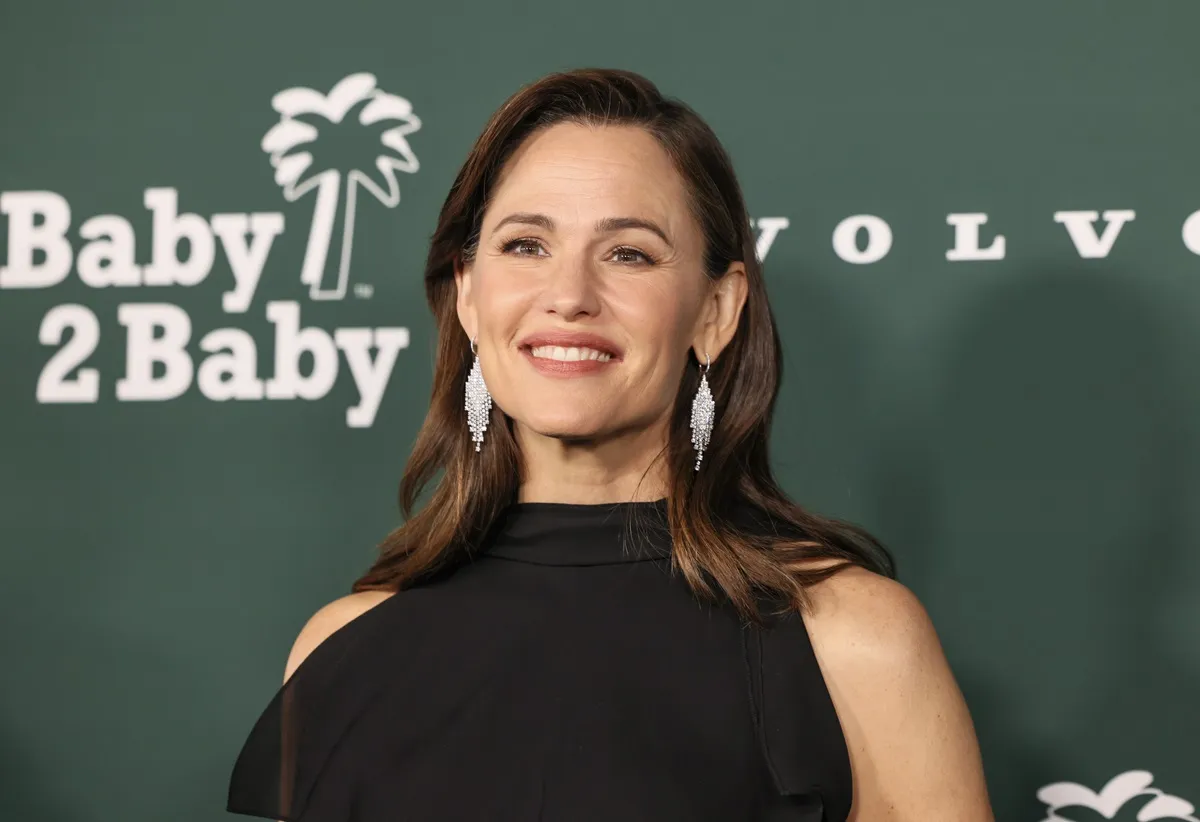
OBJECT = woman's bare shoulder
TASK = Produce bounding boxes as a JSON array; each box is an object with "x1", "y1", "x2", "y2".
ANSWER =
[
  {"x1": 802, "y1": 565, "x2": 949, "y2": 717},
  {"x1": 801, "y1": 565, "x2": 994, "y2": 819},
  {"x1": 283, "y1": 590, "x2": 396, "y2": 683},
  {"x1": 803, "y1": 565, "x2": 928, "y2": 654}
]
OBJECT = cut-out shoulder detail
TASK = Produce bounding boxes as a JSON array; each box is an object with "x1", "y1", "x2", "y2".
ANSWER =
[
  {"x1": 283, "y1": 590, "x2": 396, "y2": 683},
  {"x1": 804, "y1": 566, "x2": 927, "y2": 648},
  {"x1": 802, "y1": 566, "x2": 940, "y2": 689},
  {"x1": 801, "y1": 566, "x2": 995, "y2": 820}
]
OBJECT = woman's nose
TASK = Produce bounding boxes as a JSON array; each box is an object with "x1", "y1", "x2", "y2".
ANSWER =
[{"x1": 541, "y1": 257, "x2": 601, "y2": 319}]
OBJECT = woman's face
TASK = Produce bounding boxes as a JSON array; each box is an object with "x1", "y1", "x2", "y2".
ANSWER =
[{"x1": 455, "y1": 122, "x2": 743, "y2": 446}]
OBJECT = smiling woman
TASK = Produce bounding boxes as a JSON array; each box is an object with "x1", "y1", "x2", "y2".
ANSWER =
[{"x1": 226, "y1": 68, "x2": 995, "y2": 822}]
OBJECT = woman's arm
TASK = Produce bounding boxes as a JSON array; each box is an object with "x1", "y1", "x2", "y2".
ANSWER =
[{"x1": 804, "y1": 566, "x2": 995, "y2": 821}]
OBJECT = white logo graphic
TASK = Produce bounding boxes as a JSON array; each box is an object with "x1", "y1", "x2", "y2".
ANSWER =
[
  {"x1": 262, "y1": 72, "x2": 420, "y2": 301},
  {"x1": 1039, "y1": 770, "x2": 1197, "y2": 821},
  {"x1": 0, "y1": 72, "x2": 421, "y2": 427}
]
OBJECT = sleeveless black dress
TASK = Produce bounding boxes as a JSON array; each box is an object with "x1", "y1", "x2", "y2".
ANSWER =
[{"x1": 226, "y1": 500, "x2": 853, "y2": 821}]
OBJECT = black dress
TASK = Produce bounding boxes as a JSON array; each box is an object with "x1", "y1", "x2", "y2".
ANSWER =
[{"x1": 226, "y1": 499, "x2": 853, "y2": 821}]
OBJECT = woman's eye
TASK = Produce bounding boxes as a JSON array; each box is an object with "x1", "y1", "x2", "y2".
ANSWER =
[
  {"x1": 503, "y1": 239, "x2": 546, "y2": 256},
  {"x1": 500, "y1": 239, "x2": 653, "y2": 264},
  {"x1": 611, "y1": 247, "x2": 653, "y2": 265}
]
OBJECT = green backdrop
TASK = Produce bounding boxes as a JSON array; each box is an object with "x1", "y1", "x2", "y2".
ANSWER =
[{"x1": 2, "y1": 2, "x2": 1197, "y2": 820}]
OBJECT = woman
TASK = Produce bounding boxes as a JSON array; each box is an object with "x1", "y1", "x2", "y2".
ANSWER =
[{"x1": 227, "y1": 68, "x2": 993, "y2": 821}]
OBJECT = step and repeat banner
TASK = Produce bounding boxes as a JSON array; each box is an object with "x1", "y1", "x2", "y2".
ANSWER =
[{"x1": 1, "y1": 2, "x2": 1197, "y2": 820}]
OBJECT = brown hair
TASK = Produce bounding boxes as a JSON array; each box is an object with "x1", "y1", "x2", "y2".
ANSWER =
[{"x1": 352, "y1": 68, "x2": 894, "y2": 623}]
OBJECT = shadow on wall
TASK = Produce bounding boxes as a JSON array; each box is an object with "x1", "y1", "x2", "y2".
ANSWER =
[
  {"x1": 875, "y1": 262, "x2": 1200, "y2": 818},
  {"x1": 0, "y1": 726, "x2": 82, "y2": 822},
  {"x1": 765, "y1": 257, "x2": 878, "y2": 526},
  {"x1": 0, "y1": 590, "x2": 267, "y2": 822}
]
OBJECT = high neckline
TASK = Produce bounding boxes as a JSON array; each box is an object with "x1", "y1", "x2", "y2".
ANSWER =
[{"x1": 481, "y1": 499, "x2": 673, "y2": 566}]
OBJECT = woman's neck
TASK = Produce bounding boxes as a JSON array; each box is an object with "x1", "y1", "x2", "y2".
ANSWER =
[{"x1": 514, "y1": 421, "x2": 669, "y2": 504}]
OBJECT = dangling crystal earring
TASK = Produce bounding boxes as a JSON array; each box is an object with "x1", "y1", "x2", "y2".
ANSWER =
[
  {"x1": 464, "y1": 337, "x2": 492, "y2": 452},
  {"x1": 690, "y1": 352, "x2": 715, "y2": 470}
]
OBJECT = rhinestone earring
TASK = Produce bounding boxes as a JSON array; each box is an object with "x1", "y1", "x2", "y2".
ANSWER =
[
  {"x1": 464, "y1": 337, "x2": 492, "y2": 452},
  {"x1": 690, "y1": 352, "x2": 715, "y2": 470}
]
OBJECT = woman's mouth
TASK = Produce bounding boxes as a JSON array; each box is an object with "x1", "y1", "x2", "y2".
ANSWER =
[
  {"x1": 528, "y1": 345, "x2": 614, "y2": 363},
  {"x1": 518, "y1": 336, "x2": 622, "y2": 377}
]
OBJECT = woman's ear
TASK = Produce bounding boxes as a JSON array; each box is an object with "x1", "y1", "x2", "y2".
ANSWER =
[
  {"x1": 454, "y1": 257, "x2": 478, "y2": 340},
  {"x1": 692, "y1": 262, "x2": 749, "y2": 364}
]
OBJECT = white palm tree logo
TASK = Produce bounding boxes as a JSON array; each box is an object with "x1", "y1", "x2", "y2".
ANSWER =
[
  {"x1": 1039, "y1": 770, "x2": 1197, "y2": 821},
  {"x1": 261, "y1": 72, "x2": 420, "y2": 300}
]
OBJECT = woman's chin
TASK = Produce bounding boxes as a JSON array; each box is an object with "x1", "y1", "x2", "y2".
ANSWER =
[{"x1": 516, "y1": 415, "x2": 612, "y2": 443}]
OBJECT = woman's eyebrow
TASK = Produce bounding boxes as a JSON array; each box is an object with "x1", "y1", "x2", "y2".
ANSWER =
[
  {"x1": 491, "y1": 212, "x2": 554, "y2": 236},
  {"x1": 594, "y1": 216, "x2": 672, "y2": 248},
  {"x1": 490, "y1": 213, "x2": 673, "y2": 248}
]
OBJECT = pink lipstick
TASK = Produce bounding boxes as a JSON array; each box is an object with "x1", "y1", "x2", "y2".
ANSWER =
[{"x1": 517, "y1": 331, "x2": 623, "y2": 378}]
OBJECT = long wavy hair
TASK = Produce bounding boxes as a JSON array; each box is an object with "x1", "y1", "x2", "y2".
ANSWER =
[{"x1": 352, "y1": 68, "x2": 894, "y2": 623}]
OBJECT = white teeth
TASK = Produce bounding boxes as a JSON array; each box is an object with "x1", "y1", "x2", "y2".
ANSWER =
[{"x1": 530, "y1": 345, "x2": 613, "y2": 363}]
